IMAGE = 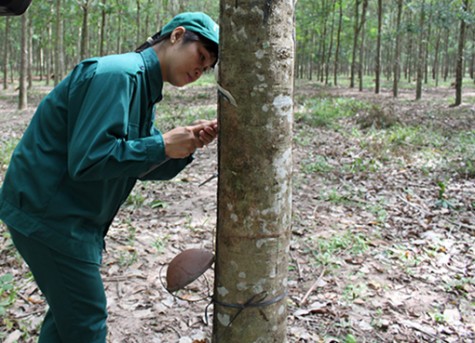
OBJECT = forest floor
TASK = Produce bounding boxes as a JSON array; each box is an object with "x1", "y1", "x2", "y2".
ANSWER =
[{"x1": 0, "y1": 79, "x2": 474, "y2": 343}]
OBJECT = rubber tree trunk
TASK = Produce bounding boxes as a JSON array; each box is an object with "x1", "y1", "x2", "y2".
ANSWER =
[
  {"x1": 454, "y1": 0, "x2": 468, "y2": 106},
  {"x1": 213, "y1": 1, "x2": 294, "y2": 342}
]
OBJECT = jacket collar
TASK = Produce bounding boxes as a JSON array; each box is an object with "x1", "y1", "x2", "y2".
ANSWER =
[{"x1": 140, "y1": 47, "x2": 163, "y2": 104}]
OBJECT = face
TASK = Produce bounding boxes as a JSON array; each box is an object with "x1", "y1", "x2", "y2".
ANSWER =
[{"x1": 161, "y1": 28, "x2": 217, "y2": 87}]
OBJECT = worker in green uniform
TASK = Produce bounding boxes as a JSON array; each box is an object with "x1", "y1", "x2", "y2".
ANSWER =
[{"x1": 0, "y1": 12, "x2": 219, "y2": 343}]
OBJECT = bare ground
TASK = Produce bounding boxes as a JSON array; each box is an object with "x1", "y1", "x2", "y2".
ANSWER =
[{"x1": 0, "y1": 81, "x2": 474, "y2": 343}]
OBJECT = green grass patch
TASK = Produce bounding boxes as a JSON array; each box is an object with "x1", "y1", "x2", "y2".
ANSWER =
[
  {"x1": 301, "y1": 154, "x2": 333, "y2": 174},
  {"x1": 309, "y1": 230, "x2": 368, "y2": 269},
  {"x1": 0, "y1": 139, "x2": 18, "y2": 169},
  {"x1": 295, "y1": 96, "x2": 371, "y2": 128}
]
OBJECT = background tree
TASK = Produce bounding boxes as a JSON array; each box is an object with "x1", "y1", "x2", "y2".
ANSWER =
[
  {"x1": 454, "y1": 0, "x2": 469, "y2": 106},
  {"x1": 393, "y1": 0, "x2": 403, "y2": 97},
  {"x1": 350, "y1": 0, "x2": 360, "y2": 89},
  {"x1": 416, "y1": 0, "x2": 427, "y2": 100},
  {"x1": 213, "y1": 0, "x2": 294, "y2": 341},
  {"x1": 3, "y1": 17, "x2": 10, "y2": 90},
  {"x1": 1, "y1": 0, "x2": 474, "y2": 108},
  {"x1": 358, "y1": 0, "x2": 368, "y2": 92},
  {"x1": 375, "y1": 0, "x2": 382, "y2": 94},
  {"x1": 54, "y1": 0, "x2": 64, "y2": 86},
  {"x1": 19, "y1": 11, "x2": 28, "y2": 110},
  {"x1": 333, "y1": 0, "x2": 343, "y2": 86}
]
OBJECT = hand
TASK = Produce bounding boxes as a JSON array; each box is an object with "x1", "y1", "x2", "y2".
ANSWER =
[
  {"x1": 162, "y1": 119, "x2": 218, "y2": 159},
  {"x1": 162, "y1": 126, "x2": 201, "y2": 158},
  {"x1": 191, "y1": 119, "x2": 218, "y2": 146}
]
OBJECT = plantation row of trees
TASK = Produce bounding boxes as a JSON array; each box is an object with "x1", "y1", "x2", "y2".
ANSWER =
[
  {"x1": 1, "y1": 0, "x2": 474, "y2": 109},
  {"x1": 295, "y1": 0, "x2": 475, "y2": 104}
]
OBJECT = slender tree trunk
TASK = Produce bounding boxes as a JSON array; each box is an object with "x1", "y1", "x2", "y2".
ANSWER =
[
  {"x1": 454, "y1": 0, "x2": 468, "y2": 106},
  {"x1": 358, "y1": 0, "x2": 368, "y2": 91},
  {"x1": 136, "y1": 0, "x2": 141, "y2": 44},
  {"x1": 350, "y1": 0, "x2": 360, "y2": 88},
  {"x1": 375, "y1": 0, "x2": 382, "y2": 94},
  {"x1": 213, "y1": 1, "x2": 294, "y2": 341},
  {"x1": 416, "y1": 0, "x2": 426, "y2": 100},
  {"x1": 28, "y1": 14, "x2": 33, "y2": 89},
  {"x1": 424, "y1": 2, "x2": 432, "y2": 85},
  {"x1": 3, "y1": 17, "x2": 10, "y2": 90},
  {"x1": 325, "y1": 0, "x2": 336, "y2": 85},
  {"x1": 100, "y1": 0, "x2": 107, "y2": 56},
  {"x1": 116, "y1": 0, "x2": 123, "y2": 53},
  {"x1": 46, "y1": 23, "x2": 52, "y2": 86},
  {"x1": 393, "y1": 0, "x2": 403, "y2": 97},
  {"x1": 319, "y1": 0, "x2": 329, "y2": 83},
  {"x1": 433, "y1": 27, "x2": 442, "y2": 86},
  {"x1": 333, "y1": 0, "x2": 343, "y2": 86},
  {"x1": 80, "y1": 1, "x2": 90, "y2": 61},
  {"x1": 443, "y1": 27, "x2": 450, "y2": 82},
  {"x1": 19, "y1": 12, "x2": 28, "y2": 110},
  {"x1": 54, "y1": 0, "x2": 64, "y2": 86},
  {"x1": 470, "y1": 29, "x2": 475, "y2": 82}
]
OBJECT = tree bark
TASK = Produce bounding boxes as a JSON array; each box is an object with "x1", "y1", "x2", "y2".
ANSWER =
[
  {"x1": 79, "y1": 0, "x2": 90, "y2": 61},
  {"x1": 393, "y1": 0, "x2": 403, "y2": 98},
  {"x1": 416, "y1": 0, "x2": 426, "y2": 100},
  {"x1": 99, "y1": 0, "x2": 107, "y2": 56},
  {"x1": 375, "y1": 0, "x2": 382, "y2": 94},
  {"x1": 358, "y1": 0, "x2": 368, "y2": 92},
  {"x1": 325, "y1": 0, "x2": 337, "y2": 85},
  {"x1": 3, "y1": 17, "x2": 10, "y2": 90},
  {"x1": 350, "y1": 0, "x2": 360, "y2": 88},
  {"x1": 443, "y1": 27, "x2": 450, "y2": 82},
  {"x1": 54, "y1": 0, "x2": 64, "y2": 86},
  {"x1": 19, "y1": 11, "x2": 28, "y2": 110},
  {"x1": 433, "y1": 27, "x2": 442, "y2": 86},
  {"x1": 454, "y1": 0, "x2": 468, "y2": 106},
  {"x1": 333, "y1": 0, "x2": 343, "y2": 86},
  {"x1": 213, "y1": 0, "x2": 294, "y2": 341}
]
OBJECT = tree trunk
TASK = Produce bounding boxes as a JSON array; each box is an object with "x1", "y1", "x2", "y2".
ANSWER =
[
  {"x1": 433, "y1": 27, "x2": 442, "y2": 86},
  {"x1": 375, "y1": 0, "x2": 382, "y2": 94},
  {"x1": 333, "y1": 0, "x2": 343, "y2": 86},
  {"x1": 325, "y1": 0, "x2": 336, "y2": 85},
  {"x1": 416, "y1": 0, "x2": 426, "y2": 100},
  {"x1": 136, "y1": 0, "x2": 141, "y2": 44},
  {"x1": 116, "y1": 0, "x2": 123, "y2": 53},
  {"x1": 80, "y1": 0, "x2": 90, "y2": 61},
  {"x1": 54, "y1": 0, "x2": 64, "y2": 86},
  {"x1": 424, "y1": 3, "x2": 432, "y2": 85},
  {"x1": 470, "y1": 29, "x2": 475, "y2": 82},
  {"x1": 28, "y1": 13, "x2": 33, "y2": 89},
  {"x1": 213, "y1": 0, "x2": 294, "y2": 341},
  {"x1": 393, "y1": 0, "x2": 403, "y2": 97},
  {"x1": 99, "y1": 0, "x2": 107, "y2": 56},
  {"x1": 454, "y1": 0, "x2": 468, "y2": 106},
  {"x1": 350, "y1": 0, "x2": 360, "y2": 88},
  {"x1": 3, "y1": 17, "x2": 10, "y2": 90},
  {"x1": 358, "y1": 0, "x2": 368, "y2": 92},
  {"x1": 443, "y1": 27, "x2": 450, "y2": 82},
  {"x1": 319, "y1": 0, "x2": 329, "y2": 83},
  {"x1": 19, "y1": 12, "x2": 28, "y2": 110}
]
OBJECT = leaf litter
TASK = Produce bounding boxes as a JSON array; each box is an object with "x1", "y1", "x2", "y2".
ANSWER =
[{"x1": 0, "y1": 82, "x2": 474, "y2": 342}]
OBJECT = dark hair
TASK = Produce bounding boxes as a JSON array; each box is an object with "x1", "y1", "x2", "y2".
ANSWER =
[{"x1": 135, "y1": 30, "x2": 218, "y2": 65}]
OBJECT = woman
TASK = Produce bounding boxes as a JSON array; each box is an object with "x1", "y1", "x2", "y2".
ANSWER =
[{"x1": 0, "y1": 12, "x2": 219, "y2": 342}]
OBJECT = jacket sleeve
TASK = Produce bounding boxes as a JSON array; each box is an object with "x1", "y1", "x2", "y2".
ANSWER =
[
  {"x1": 66, "y1": 60, "x2": 167, "y2": 181},
  {"x1": 138, "y1": 156, "x2": 193, "y2": 181}
]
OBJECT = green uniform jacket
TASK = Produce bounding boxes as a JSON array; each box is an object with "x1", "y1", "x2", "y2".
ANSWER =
[{"x1": 0, "y1": 47, "x2": 192, "y2": 264}]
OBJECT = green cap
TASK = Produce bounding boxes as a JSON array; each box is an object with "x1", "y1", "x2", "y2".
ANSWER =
[{"x1": 160, "y1": 12, "x2": 219, "y2": 45}]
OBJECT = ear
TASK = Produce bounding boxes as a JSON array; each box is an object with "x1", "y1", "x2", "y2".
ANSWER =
[{"x1": 170, "y1": 26, "x2": 186, "y2": 44}]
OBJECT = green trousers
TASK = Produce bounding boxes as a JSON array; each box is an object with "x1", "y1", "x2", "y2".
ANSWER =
[{"x1": 8, "y1": 227, "x2": 108, "y2": 343}]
